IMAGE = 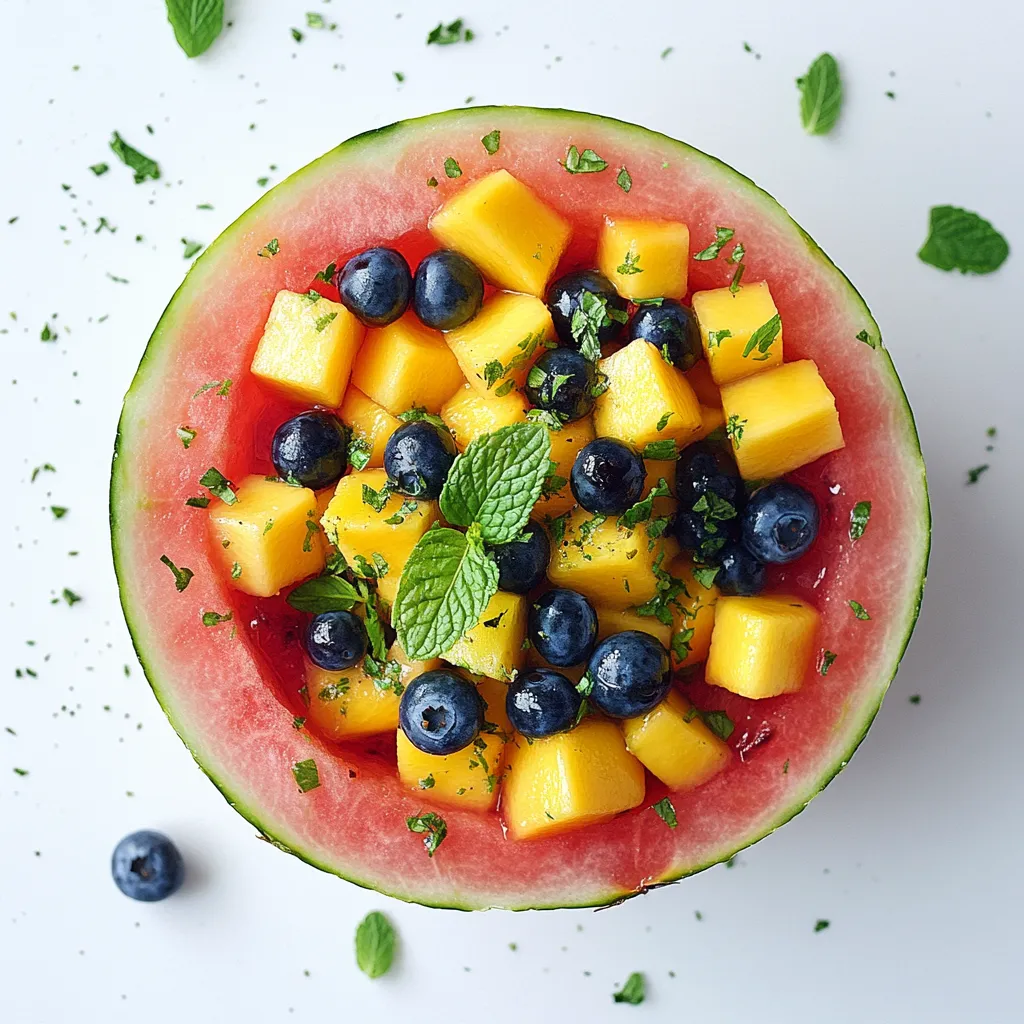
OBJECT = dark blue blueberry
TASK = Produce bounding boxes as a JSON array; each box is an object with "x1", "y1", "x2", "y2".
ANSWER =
[
  {"x1": 525, "y1": 348, "x2": 597, "y2": 423},
  {"x1": 741, "y1": 481, "x2": 819, "y2": 564},
  {"x1": 337, "y1": 247, "x2": 412, "y2": 326},
  {"x1": 714, "y1": 541, "x2": 767, "y2": 596},
  {"x1": 671, "y1": 509, "x2": 736, "y2": 561},
  {"x1": 528, "y1": 588, "x2": 598, "y2": 667},
  {"x1": 570, "y1": 438, "x2": 646, "y2": 515},
  {"x1": 547, "y1": 270, "x2": 627, "y2": 349},
  {"x1": 271, "y1": 410, "x2": 349, "y2": 490},
  {"x1": 506, "y1": 669, "x2": 582, "y2": 738},
  {"x1": 413, "y1": 250, "x2": 484, "y2": 330},
  {"x1": 111, "y1": 830, "x2": 185, "y2": 902},
  {"x1": 490, "y1": 520, "x2": 550, "y2": 594},
  {"x1": 384, "y1": 420, "x2": 457, "y2": 500},
  {"x1": 628, "y1": 300, "x2": 702, "y2": 371},
  {"x1": 676, "y1": 442, "x2": 744, "y2": 511},
  {"x1": 304, "y1": 610, "x2": 367, "y2": 671},
  {"x1": 399, "y1": 670, "x2": 483, "y2": 755},
  {"x1": 586, "y1": 630, "x2": 672, "y2": 719}
]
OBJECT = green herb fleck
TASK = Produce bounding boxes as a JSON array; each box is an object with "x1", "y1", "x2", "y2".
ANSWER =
[
  {"x1": 562, "y1": 145, "x2": 608, "y2": 174},
  {"x1": 616, "y1": 166, "x2": 632, "y2": 192},
  {"x1": 355, "y1": 911, "x2": 396, "y2": 979},
  {"x1": 181, "y1": 238, "x2": 203, "y2": 259},
  {"x1": 613, "y1": 973, "x2": 646, "y2": 1005},
  {"x1": 855, "y1": 328, "x2": 876, "y2": 348},
  {"x1": 291, "y1": 758, "x2": 320, "y2": 792},
  {"x1": 742, "y1": 313, "x2": 781, "y2": 359},
  {"x1": 427, "y1": 18, "x2": 473, "y2": 45},
  {"x1": 693, "y1": 226, "x2": 735, "y2": 261},
  {"x1": 62, "y1": 588, "x2": 82, "y2": 607},
  {"x1": 257, "y1": 237, "x2": 280, "y2": 258},
  {"x1": 616, "y1": 249, "x2": 643, "y2": 276},
  {"x1": 849, "y1": 600, "x2": 871, "y2": 621},
  {"x1": 814, "y1": 919, "x2": 830, "y2": 933},
  {"x1": 406, "y1": 811, "x2": 447, "y2": 856},
  {"x1": 201, "y1": 610, "x2": 232, "y2": 627},
  {"x1": 820, "y1": 650, "x2": 837, "y2": 676},
  {"x1": 199, "y1": 466, "x2": 236, "y2": 504},
  {"x1": 50, "y1": 506, "x2": 68, "y2": 519},
  {"x1": 725, "y1": 415, "x2": 746, "y2": 447},
  {"x1": 966, "y1": 464, "x2": 989, "y2": 484},
  {"x1": 652, "y1": 797, "x2": 678, "y2": 828},
  {"x1": 159, "y1": 554, "x2": 194, "y2": 593},
  {"x1": 849, "y1": 500, "x2": 871, "y2": 541},
  {"x1": 109, "y1": 132, "x2": 160, "y2": 183},
  {"x1": 570, "y1": 289, "x2": 627, "y2": 361},
  {"x1": 444, "y1": 157, "x2": 462, "y2": 179},
  {"x1": 176, "y1": 425, "x2": 197, "y2": 449},
  {"x1": 481, "y1": 130, "x2": 501, "y2": 155},
  {"x1": 707, "y1": 328, "x2": 732, "y2": 349},
  {"x1": 797, "y1": 53, "x2": 843, "y2": 135}
]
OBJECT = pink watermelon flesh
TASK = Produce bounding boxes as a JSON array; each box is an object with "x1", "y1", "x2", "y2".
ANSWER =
[{"x1": 110, "y1": 107, "x2": 929, "y2": 910}]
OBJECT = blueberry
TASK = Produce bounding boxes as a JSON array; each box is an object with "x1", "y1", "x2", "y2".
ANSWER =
[
  {"x1": 570, "y1": 438, "x2": 646, "y2": 515},
  {"x1": 586, "y1": 630, "x2": 672, "y2": 719},
  {"x1": 304, "y1": 610, "x2": 367, "y2": 671},
  {"x1": 506, "y1": 669, "x2": 582, "y2": 738},
  {"x1": 741, "y1": 481, "x2": 819, "y2": 564},
  {"x1": 628, "y1": 300, "x2": 702, "y2": 371},
  {"x1": 271, "y1": 410, "x2": 350, "y2": 490},
  {"x1": 413, "y1": 250, "x2": 485, "y2": 330},
  {"x1": 547, "y1": 270, "x2": 627, "y2": 349},
  {"x1": 490, "y1": 520, "x2": 551, "y2": 594},
  {"x1": 676, "y1": 442, "x2": 744, "y2": 511},
  {"x1": 714, "y1": 541, "x2": 767, "y2": 596},
  {"x1": 111, "y1": 830, "x2": 185, "y2": 902},
  {"x1": 384, "y1": 420, "x2": 457, "y2": 500},
  {"x1": 671, "y1": 509, "x2": 736, "y2": 561},
  {"x1": 399, "y1": 670, "x2": 484, "y2": 755},
  {"x1": 337, "y1": 247, "x2": 412, "y2": 326},
  {"x1": 525, "y1": 348, "x2": 597, "y2": 423},
  {"x1": 528, "y1": 588, "x2": 598, "y2": 667}
]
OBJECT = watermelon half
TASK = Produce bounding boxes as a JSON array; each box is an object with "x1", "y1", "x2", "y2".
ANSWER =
[{"x1": 110, "y1": 106, "x2": 929, "y2": 910}]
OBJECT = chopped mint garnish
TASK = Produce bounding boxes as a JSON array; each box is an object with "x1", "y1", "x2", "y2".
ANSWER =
[
  {"x1": 966, "y1": 464, "x2": 989, "y2": 484},
  {"x1": 481, "y1": 130, "x2": 501, "y2": 155},
  {"x1": 31, "y1": 463, "x2": 56, "y2": 483},
  {"x1": 820, "y1": 650, "x2": 837, "y2": 676},
  {"x1": 742, "y1": 314, "x2": 781, "y2": 359},
  {"x1": 406, "y1": 811, "x2": 447, "y2": 856},
  {"x1": 290, "y1": 27, "x2": 304, "y2": 42},
  {"x1": 562, "y1": 145, "x2": 608, "y2": 174},
  {"x1": 671, "y1": 627, "x2": 694, "y2": 662},
  {"x1": 355, "y1": 911, "x2": 396, "y2": 979},
  {"x1": 201, "y1": 610, "x2": 232, "y2": 626},
  {"x1": 619, "y1": 478, "x2": 670, "y2": 530},
  {"x1": 199, "y1": 466, "x2": 237, "y2": 505},
  {"x1": 849, "y1": 500, "x2": 871, "y2": 541},
  {"x1": 855, "y1": 328, "x2": 876, "y2": 348},
  {"x1": 729, "y1": 262, "x2": 745, "y2": 293},
  {"x1": 427, "y1": 19, "x2": 473, "y2": 45},
  {"x1": 362, "y1": 482, "x2": 392, "y2": 513},
  {"x1": 193, "y1": 379, "x2": 232, "y2": 397},
  {"x1": 814, "y1": 919, "x2": 830, "y2": 933},
  {"x1": 693, "y1": 226, "x2": 735, "y2": 261},
  {"x1": 616, "y1": 249, "x2": 643, "y2": 276},
  {"x1": 616, "y1": 166, "x2": 632, "y2": 192},
  {"x1": 181, "y1": 238, "x2": 203, "y2": 259},
  {"x1": 40, "y1": 323, "x2": 56, "y2": 342},
  {"x1": 652, "y1": 797, "x2": 678, "y2": 828},
  {"x1": 426, "y1": 176, "x2": 438, "y2": 187},
  {"x1": 570, "y1": 290, "x2": 627, "y2": 361},
  {"x1": 291, "y1": 758, "x2": 320, "y2": 792},
  {"x1": 700, "y1": 709, "x2": 734, "y2": 741},
  {"x1": 50, "y1": 506, "x2": 68, "y2": 519},
  {"x1": 707, "y1": 328, "x2": 731, "y2": 349},
  {"x1": 313, "y1": 311, "x2": 337, "y2": 333},
  {"x1": 725, "y1": 415, "x2": 746, "y2": 447},
  {"x1": 848, "y1": 600, "x2": 871, "y2": 620},
  {"x1": 256, "y1": 237, "x2": 280, "y2": 258},
  {"x1": 613, "y1": 973, "x2": 646, "y2": 1005},
  {"x1": 641, "y1": 439, "x2": 676, "y2": 461},
  {"x1": 444, "y1": 157, "x2": 462, "y2": 179},
  {"x1": 797, "y1": 53, "x2": 843, "y2": 135},
  {"x1": 159, "y1": 554, "x2": 194, "y2": 593},
  {"x1": 314, "y1": 260, "x2": 337, "y2": 283},
  {"x1": 185, "y1": 495, "x2": 210, "y2": 508},
  {"x1": 909, "y1": 694, "x2": 921, "y2": 704},
  {"x1": 109, "y1": 132, "x2": 160, "y2": 183},
  {"x1": 176, "y1": 425, "x2": 197, "y2": 449},
  {"x1": 62, "y1": 588, "x2": 82, "y2": 607}
]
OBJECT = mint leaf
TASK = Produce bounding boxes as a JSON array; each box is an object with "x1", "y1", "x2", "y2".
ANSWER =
[
  {"x1": 427, "y1": 19, "x2": 472, "y2": 45},
  {"x1": 707, "y1": 328, "x2": 731, "y2": 349},
  {"x1": 165, "y1": 0, "x2": 223, "y2": 58},
  {"x1": 918, "y1": 205, "x2": 1009, "y2": 274},
  {"x1": 176, "y1": 425, "x2": 197, "y2": 449},
  {"x1": 181, "y1": 238, "x2": 203, "y2": 259},
  {"x1": 287, "y1": 576, "x2": 363, "y2": 614},
  {"x1": 444, "y1": 157, "x2": 462, "y2": 179},
  {"x1": 726, "y1": 415, "x2": 746, "y2": 447},
  {"x1": 693, "y1": 226, "x2": 735, "y2": 261},
  {"x1": 199, "y1": 466, "x2": 236, "y2": 504},
  {"x1": 613, "y1": 973, "x2": 646, "y2": 1005},
  {"x1": 849, "y1": 500, "x2": 871, "y2": 541},
  {"x1": 619, "y1": 478, "x2": 670, "y2": 530},
  {"x1": 355, "y1": 911, "x2": 396, "y2": 979},
  {"x1": 109, "y1": 132, "x2": 160, "y2": 184},
  {"x1": 797, "y1": 53, "x2": 842, "y2": 135},
  {"x1": 406, "y1": 811, "x2": 447, "y2": 856},
  {"x1": 481, "y1": 129, "x2": 501, "y2": 155},
  {"x1": 570, "y1": 290, "x2": 626, "y2": 361},
  {"x1": 291, "y1": 758, "x2": 320, "y2": 792},
  {"x1": 362, "y1": 481, "x2": 392, "y2": 513},
  {"x1": 966, "y1": 464, "x2": 989, "y2": 484},
  {"x1": 742, "y1": 313, "x2": 781, "y2": 358},
  {"x1": 616, "y1": 166, "x2": 632, "y2": 192},
  {"x1": 398, "y1": 407, "x2": 450, "y2": 431},
  {"x1": 820, "y1": 650, "x2": 837, "y2": 676},
  {"x1": 347, "y1": 436, "x2": 371, "y2": 471},
  {"x1": 201, "y1": 610, "x2": 231, "y2": 627},
  {"x1": 652, "y1": 797, "x2": 678, "y2": 828},
  {"x1": 855, "y1": 328, "x2": 876, "y2": 348},
  {"x1": 440, "y1": 424, "x2": 551, "y2": 544},
  {"x1": 700, "y1": 709, "x2": 734, "y2": 741},
  {"x1": 394, "y1": 526, "x2": 499, "y2": 659},
  {"x1": 563, "y1": 145, "x2": 608, "y2": 174},
  {"x1": 849, "y1": 600, "x2": 871, "y2": 620},
  {"x1": 616, "y1": 249, "x2": 643, "y2": 275},
  {"x1": 159, "y1": 554, "x2": 194, "y2": 593},
  {"x1": 642, "y1": 439, "x2": 676, "y2": 460}
]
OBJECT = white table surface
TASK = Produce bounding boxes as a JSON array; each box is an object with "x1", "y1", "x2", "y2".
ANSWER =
[{"x1": 2, "y1": 0, "x2": 1022, "y2": 1021}]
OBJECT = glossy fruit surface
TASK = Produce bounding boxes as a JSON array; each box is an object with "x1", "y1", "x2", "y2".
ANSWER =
[
  {"x1": 741, "y1": 481, "x2": 819, "y2": 564},
  {"x1": 383, "y1": 420, "x2": 457, "y2": 500},
  {"x1": 506, "y1": 669, "x2": 583, "y2": 738},
  {"x1": 628, "y1": 299, "x2": 702, "y2": 370},
  {"x1": 413, "y1": 249, "x2": 485, "y2": 330},
  {"x1": 586, "y1": 630, "x2": 672, "y2": 718},
  {"x1": 304, "y1": 610, "x2": 368, "y2": 671},
  {"x1": 490, "y1": 520, "x2": 551, "y2": 594},
  {"x1": 528, "y1": 588, "x2": 598, "y2": 667},
  {"x1": 111, "y1": 830, "x2": 185, "y2": 902},
  {"x1": 271, "y1": 410, "x2": 349, "y2": 489},
  {"x1": 570, "y1": 438, "x2": 645, "y2": 515},
  {"x1": 399, "y1": 670, "x2": 484, "y2": 755},
  {"x1": 547, "y1": 270, "x2": 627, "y2": 349},
  {"x1": 337, "y1": 247, "x2": 411, "y2": 326}
]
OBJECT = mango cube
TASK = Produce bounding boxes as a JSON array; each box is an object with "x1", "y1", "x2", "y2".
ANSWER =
[
  {"x1": 684, "y1": 360, "x2": 722, "y2": 407},
  {"x1": 339, "y1": 387, "x2": 401, "y2": 468},
  {"x1": 321, "y1": 469, "x2": 440, "y2": 588},
  {"x1": 250, "y1": 290, "x2": 365, "y2": 407},
  {"x1": 668, "y1": 557, "x2": 719, "y2": 669},
  {"x1": 429, "y1": 169, "x2": 571, "y2": 295},
  {"x1": 597, "y1": 217, "x2": 690, "y2": 300},
  {"x1": 441, "y1": 384, "x2": 528, "y2": 451},
  {"x1": 595, "y1": 339, "x2": 702, "y2": 447},
  {"x1": 442, "y1": 590, "x2": 528, "y2": 682},
  {"x1": 694, "y1": 404, "x2": 726, "y2": 442},
  {"x1": 446, "y1": 292, "x2": 555, "y2": 397},
  {"x1": 350, "y1": 313, "x2": 465, "y2": 415},
  {"x1": 642, "y1": 459, "x2": 678, "y2": 519},
  {"x1": 533, "y1": 417, "x2": 595, "y2": 518},
  {"x1": 692, "y1": 281, "x2": 783, "y2": 385},
  {"x1": 210, "y1": 475, "x2": 324, "y2": 597},
  {"x1": 548, "y1": 508, "x2": 659, "y2": 609},
  {"x1": 706, "y1": 595, "x2": 820, "y2": 699},
  {"x1": 396, "y1": 677, "x2": 511, "y2": 810},
  {"x1": 502, "y1": 718, "x2": 646, "y2": 840},
  {"x1": 596, "y1": 607, "x2": 672, "y2": 648},
  {"x1": 720, "y1": 359, "x2": 845, "y2": 479},
  {"x1": 621, "y1": 690, "x2": 731, "y2": 789}
]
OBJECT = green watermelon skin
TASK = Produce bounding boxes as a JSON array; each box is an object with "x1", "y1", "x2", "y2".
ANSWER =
[{"x1": 110, "y1": 107, "x2": 929, "y2": 910}]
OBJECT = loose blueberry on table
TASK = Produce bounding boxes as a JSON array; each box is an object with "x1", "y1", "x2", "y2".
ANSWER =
[
  {"x1": 111, "y1": 830, "x2": 185, "y2": 902},
  {"x1": 206, "y1": 160, "x2": 847, "y2": 844}
]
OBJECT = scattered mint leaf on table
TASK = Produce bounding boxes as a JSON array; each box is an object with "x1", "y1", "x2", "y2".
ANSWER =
[
  {"x1": 797, "y1": 53, "x2": 843, "y2": 135},
  {"x1": 291, "y1": 758, "x2": 320, "y2": 792},
  {"x1": 427, "y1": 19, "x2": 473, "y2": 45},
  {"x1": 62, "y1": 588, "x2": 82, "y2": 606},
  {"x1": 966, "y1": 464, "x2": 989, "y2": 484},
  {"x1": 90, "y1": 162, "x2": 109, "y2": 176},
  {"x1": 563, "y1": 145, "x2": 608, "y2": 174},
  {"x1": 50, "y1": 506, "x2": 68, "y2": 519},
  {"x1": 291, "y1": 27, "x2": 304, "y2": 43},
  {"x1": 814, "y1": 919, "x2": 830, "y2": 933},
  {"x1": 109, "y1": 132, "x2": 160, "y2": 183},
  {"x1": 165, "y1": 0, "x2": 223, "y2": 58},
  {"x1": 918, "y1": 205, "x2": 1009, "y2": 274},
  {"x1": 652, "y1": 797, "x2": 678, "y2": 828},
  {"x1": 159, "y1": 554, "x2": 194, "y2": 593},
  {"x1": 355, "y1": 911, "x2": 396, "y2": 979},
  {"x1": 613, "y1": 972, "x2": 646, "y2": 1005},
  {"x1": 181, "y1": 238, "x2": 203, "y2": 259},
  {"x1": 286, "y1": 576, "x2": 362, "y2": 614},
  {"x1": 849, "y1": 500, "x2": 872, "y2": 541}
]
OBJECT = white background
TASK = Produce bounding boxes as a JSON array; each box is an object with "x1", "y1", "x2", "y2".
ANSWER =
[{"x1": 2, "y1": 1, "x2": 1021, "y2": 1021}]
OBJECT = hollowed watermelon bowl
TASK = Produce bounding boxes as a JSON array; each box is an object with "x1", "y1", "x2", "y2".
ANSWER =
[{"x1": 110, "y1": 106, "x2": 929, "y2": 910}]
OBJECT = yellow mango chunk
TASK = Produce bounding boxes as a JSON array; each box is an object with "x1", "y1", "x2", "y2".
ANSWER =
[
  {"x1": 693, "y1": 405, "x2": 726, "y2": 442},
  {"x1": 533, "y1": 417, "x2": 595, "y2": 518},
  {"x1": 250, "y1": 290, "x2": 365, "y2": 407},
  {"x1": 597, "y1": 217, "x2": 690, "y2": 300},
  {"x1": 396, "y1": 677, "x2": 510, "y2": 810},
  {"x1": 210, "y1": 475, "x2": 324, "y2": 597},
  {"x1": 350, "y1": 313, "x2": 465, "y2": 415},
  {"x1": 595, "y1": 339, "x2": 702, "y2": 447},
  {"x1": 446, "y1": 292, "x2": 555, "y2": 397},
  {"x1": 668, "y1": 557, "x2": 719, "y2": 669},
  {"x1": 684, "y1": 360, "x2": 722, "y2": 407},
  {"x1": 596, "y1": 607, "x2": 672, "y2": 648},
  {"x1": 442, "y1": 590, "x2": 528, "y2": 682},
  {"x1": 321, "y1": 469, "x2": 439, "y2": 590},
  {"x1": 706, "y1": 595, "x2": 820, "y2": 699},
  {"x1": 720, "y1": 359, "x2": 845, "y2": 479},
  {"x1": 429, "y1": 170, "x2": 571, "y2": 295},
  {"x1": 642, "y1": 459, "x2": 678, "y2": 519},
  {"x1": 339, "y1": 387, "x2": 401, "y2": 468},
  {"x1": 441, "y1": 384, "x2": 528, "y2": 451},
  {"x1": 502, "y1": 718, "x2": 646, "y2": 840},
  {"x1": 304, "y1": 638, "x2": 439, "y2": 741},
  {"x1": 548, "y1": 508, "x2": 659, "y2": 610},
  {"x1": 692, "y1": 281, "x2": 783, "y2": 385},
  {"x1": 621, "y1": 690, "x2": 731, "y2": 790}
]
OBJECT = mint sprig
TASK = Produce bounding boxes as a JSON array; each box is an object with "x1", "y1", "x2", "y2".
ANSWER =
[
  {"x1": 797, "y1": 53, "x2": 842, "y2": 135},
  {"x1": 165, "y1": 0, "x2": 224, "y2": 58},
  {"x1": 918, "y1": 205, "x2": 1009, "y2": 274}
]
